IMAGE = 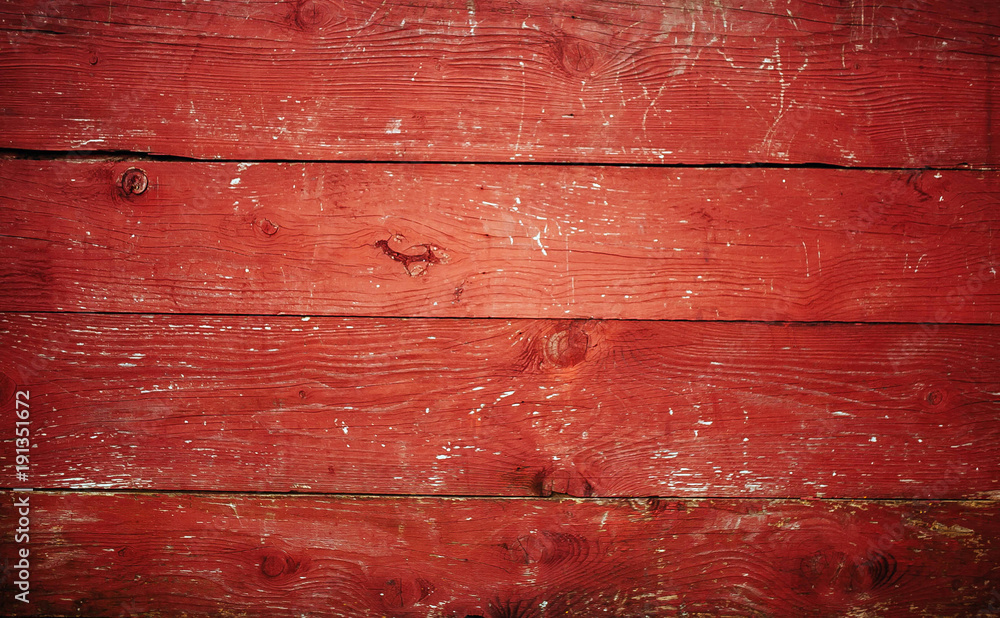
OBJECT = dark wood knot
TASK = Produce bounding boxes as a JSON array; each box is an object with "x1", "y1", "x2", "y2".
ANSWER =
[
  {"x1": 119, "y1": 168, "x2": 148, "y2": 196},
  {"x1": 924, "y1": 388, "x2": 945, "y2": 407}
]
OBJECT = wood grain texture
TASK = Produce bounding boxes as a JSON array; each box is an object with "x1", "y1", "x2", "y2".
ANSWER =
[
  {"x1": 2, "y1": 160, "x2": 998, "y2": 321},
  {"x1": 1, "y1": 492, "x2": 998, "y2": 616},
  {"x1": 1, "y1": 0, "x2": 997, "y2": 165},
  {"x1": 3, "y1": 314, "x2": 997, "y2": 498}
]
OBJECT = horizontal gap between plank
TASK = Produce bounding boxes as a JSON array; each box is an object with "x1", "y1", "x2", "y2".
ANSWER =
[
  {"x1": 2, "y1": 487, "x2": 996, "y2": 503},
  {"x1": 2, "y1": 310, "x2": 997, "y2": 328},
  {"x1": 1, "y1": 148, "x2": 996, "y2": 172}
]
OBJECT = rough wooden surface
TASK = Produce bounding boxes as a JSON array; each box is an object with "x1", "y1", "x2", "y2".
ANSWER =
[
  {"x1": 3, "y1": 314, "x2": 997, "y2": 499},
  {"x1": 1, "y1": 492, "x2": 998, "y2": 617},
  {"x1": 3, "y1": 160, "x2": 998, "y2": 321},
  {"x1": 3, "y1": 0, "x2": 999, "y2": 613},
  {"x1": 1, "y1": 0, "x2": 997, "y2": 165}
]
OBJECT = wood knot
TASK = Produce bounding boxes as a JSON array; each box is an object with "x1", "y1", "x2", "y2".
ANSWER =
[
  {"x1": 375, "y1": 235, "x2": 447, "y2": 276},
  {"x1": 924, "y1": 388, "x2": 946, "y2": 407},
  {"x1": 291, "y1": 0, "x2": 339, "y2": 31},
  {"x1": 255, "y1": 217, "x2": 279, "y2": 236},
  {"x1": 792, "y1": 546, "x2": 901, "y2": 598},
  {"x1": 530, "y1": 466, "x2": 595, "y2": 497},
  {"x1": 259, "y1": 548, "x2": 302, "y2": 579},
  {"x1": 857, "y1": 549, "x2": 901, "y2": 591},
  {"x1": 500, "y1": 530, "x2": 589, "y2": 566},
  {"x1": 119, "y1": 168, "x2": 148, "y2": 197},
  {"x1": 544, "y1": 324, "x2": 589, "y2": 368},
  {"x1": 367, "y1": 575, "x2": 435, "y2": 610},
  {"x1": 552, "y1": 36, "x2": 597, "y2": 75},
  {"x1": 646, "y1": 497, "x2": 686, "y2": 514}
]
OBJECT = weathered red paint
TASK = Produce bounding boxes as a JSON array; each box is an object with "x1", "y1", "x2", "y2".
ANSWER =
[
  {"x1": 0, "y1": 0, "x2": 996, "y2": 165},
  {"x1": 1, "y1": 0, "x2": 997, "y2": 613},
  {"x1": 2, "y1": 492, "x2": 999, "y2": 616},
  {"x1": 2, "y1": 161, "x2": 997, "y2": 321},
  {"x1": 2, "y1": 314, "x2": 997, "y2": 499}
]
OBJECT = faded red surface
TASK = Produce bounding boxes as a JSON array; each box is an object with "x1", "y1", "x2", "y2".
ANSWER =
[{"x1": 0, "y1": 0, "x2": 998, "y2": 614}]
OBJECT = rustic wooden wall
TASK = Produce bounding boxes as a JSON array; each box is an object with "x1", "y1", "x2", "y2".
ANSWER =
[{"x1": 1, "y1": 0, "x2": 999, "y2": 615}]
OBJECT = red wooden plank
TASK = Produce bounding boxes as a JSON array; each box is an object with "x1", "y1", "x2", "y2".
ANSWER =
[
  {"x1": 1, "y1": 492, "x2": 998, "y2": 616},
  {"x1": 1, "y1": 0, "x2": 997, "y2": 165},
  {"x1": 3, "y1": 314, "x2": 997, "y2": 498},
  {"x1": 2, "y1": 160, "x2": 998, "y2": 321}
]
